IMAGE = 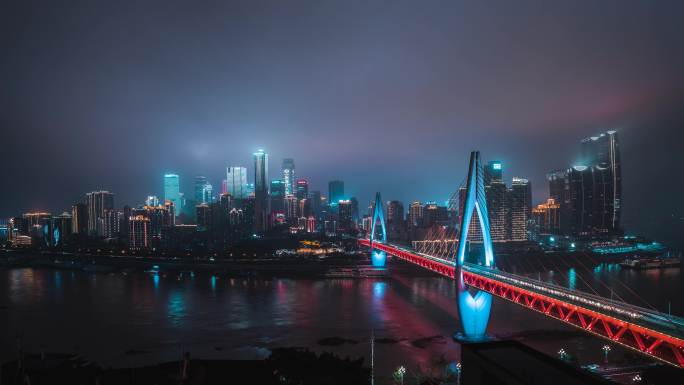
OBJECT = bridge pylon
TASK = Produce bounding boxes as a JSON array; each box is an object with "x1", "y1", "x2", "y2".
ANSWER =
[
  {"x1": 369, "y1": 192, "x2": 387, "y2": 267},
  {"x1": 455, "y1": 151, "x2": 495, "y2": 341}
]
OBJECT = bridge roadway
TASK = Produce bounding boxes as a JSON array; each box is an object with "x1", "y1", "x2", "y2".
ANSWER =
[{"x1": 358, "y1": 238, "x2": 684, "y2": 367}]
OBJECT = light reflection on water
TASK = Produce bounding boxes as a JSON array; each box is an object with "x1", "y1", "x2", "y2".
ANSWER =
[{"x1": 0, "y1": 264, "x2": 681, "y2": 378}]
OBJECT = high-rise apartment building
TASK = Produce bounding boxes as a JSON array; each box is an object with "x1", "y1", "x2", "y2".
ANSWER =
[
  {"x1": 86, "y1": 191, "x2": 114, "y2": 235},
  {"x1": 164, "y1": 174, "x2": 180, "y2": 217},
  {"x1": 129, "y1": 215, "x2": 150, "y2": 250},
  {"x1": 226, "y1": 167, "x2": 248, "y2": 199},
  {"x1": 71, "y1": 203, "x2": 88, "y2": 234},
  {"x1": 282, "y1": 158, "x2": 295, "y2": 196},
  {"x1": 337, "y1": 199, "x2": 353, "y2": 231},
  {"x1": 486, "y1": 180, "x2": 508, "y2": 241}
]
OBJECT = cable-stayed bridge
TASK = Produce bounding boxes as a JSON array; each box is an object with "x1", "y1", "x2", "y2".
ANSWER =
[{"x1": 359, "y1": 151, "x2": 684, "y2": 368}]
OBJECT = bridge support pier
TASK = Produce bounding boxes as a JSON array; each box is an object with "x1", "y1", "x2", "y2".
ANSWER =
[
  {"x1": 455, "y1": 151, "x2": 495, "y2": 341},
  {"x1": 369, "y1": 192, "x2": 388, "y2": 268}
]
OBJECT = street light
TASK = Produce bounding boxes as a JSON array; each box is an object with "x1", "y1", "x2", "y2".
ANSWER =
[
  {"x1": 602, "y1": 345, "x2": 611, "y2": 364},
  {"x1": 558, "y1": 348, "x2": 567, "y2": 360},
  {"x1": 395, "y1": 366, "x2": 406, "y2": 385}
]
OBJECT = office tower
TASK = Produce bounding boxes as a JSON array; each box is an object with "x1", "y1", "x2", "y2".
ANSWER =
[
  {"x1": 532, "y1": 199, "x2": 561, "y2": 234},
  {"x1": 129, "y1": 215, "x2": 150, "y2": 250},
  {"x1": 486, "y1": 180, "x2": 508, "y2": 241},
  {"x1": 408, "y1": 201, "x2": 424, "y2": 228},
  {"x1": 581, "y1": 130, "x2": 621, "y2": 233},
  {"x1": 309, "y1": 190, "x2": 322, "y2": 218},
  {"x1": 221, "y1": 179, "x2": 228, "y2": 195},
  {"x1": 270, "y1": 179, "x2": 285, "y2": 213},
  {"x1": 458, "y1": 188, "x2": 483, "y2": 242},
  {"x1": 86, "y1": 191, "x2": 114, "y2": 235},
  {"x1": 284, "y1": 194, "x2": 298, "y2": 222},
  {"x1": 194, "y1": 176, "x2": 213, "y2": 204},
  {"x1": 282, "y1": 158, "x2": 295, "y2": 196},
  {"x1": 226, "y1": 167, "x2": 248, "y2": 199},
  {"x1": 71, "y1": 203, "x2": 88, "y2": 234},
  {"x1": 295, "y1": 179, "x2": 309, "y2": 200},
  {"x1": 486, "y1": 160, "x2": 503, "y2": 184},
  {"x1": 338, "y1": 199, "x2": 353, "y2": 231},
  {"x1": 254, "y1": 149, "x2": 269, "y2": 233},
  {"x1": 509, "y1": 177, "x2": 532, "y2": 241},
  {"x1": 328, "y1": 180, "x2": 344, "y2": 205},
  {"x1": 567, "y1": 166, "x2": 594, "y2": 237},
  {"x1": 164, "y1": 174, "x2": 181, "y2": 217}
]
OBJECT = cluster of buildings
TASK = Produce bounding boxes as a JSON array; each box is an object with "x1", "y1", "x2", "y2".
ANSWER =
[
  {"x1": 360, "y1": 130, "x2": 622, "y2": 248},
  {"x1": 534, "y1": 130, "x2": 622, "y2": 241},
  {"x1": 1, "y1": 130, "x2": 624, "y2": 253},
  {"x1": 3, "y1": 150, "x2": 362, "y2": 252}
]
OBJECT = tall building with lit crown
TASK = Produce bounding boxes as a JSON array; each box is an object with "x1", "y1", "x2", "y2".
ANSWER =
[
  {"x1": 270, "y1": 179, "x2": 285, "y2": 214},
  {"x1": 253, "y1": 149, "x2": 269, "y2": 232},
  {"x1": 86, "y1": 191, "x2": 114, "y2": 235},
  {"x1": 164, "y1": 174, "x2": 180, "y2": 217},
  {"x1": 509, "y1": 177, "x2": 532, "y2": 241},
  {"x1": 226, "y1": 167, "x2": 248, "y2": 199},
  {"x1": 295, "y1": 179, "x2": 309, "y2": 200},
  {"x1": 282, "y1": 158, "x2": 295, "y2": 196}
]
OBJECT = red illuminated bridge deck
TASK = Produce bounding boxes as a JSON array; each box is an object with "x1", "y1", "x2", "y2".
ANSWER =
[{"x1": 358, "y1": 238, "x2": 684, "y2": 367}]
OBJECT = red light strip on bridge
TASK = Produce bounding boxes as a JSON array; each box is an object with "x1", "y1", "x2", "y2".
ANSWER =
[{"x1": 358, "y1": 239, "x2": 684, "y2": 368}]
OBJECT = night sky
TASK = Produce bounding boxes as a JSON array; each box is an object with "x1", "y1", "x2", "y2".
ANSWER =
[{"x1": 2, "y1": 1, "x2": 684, "y2": 246}]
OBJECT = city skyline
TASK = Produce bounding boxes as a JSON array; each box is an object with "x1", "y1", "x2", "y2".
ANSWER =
[{"x1": 2, "y1": 1, "x2": 684, "y2": 248}]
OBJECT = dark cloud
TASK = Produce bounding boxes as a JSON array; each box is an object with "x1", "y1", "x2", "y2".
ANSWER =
[{"x1": 1, "y1": 0, "x2": 683, "y2": 246}]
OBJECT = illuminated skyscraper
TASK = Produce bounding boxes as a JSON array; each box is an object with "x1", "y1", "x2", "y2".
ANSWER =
[
  {"x1": 337, "y1": 199, "x2": 353, "y2": 231},
  {"x1": 282, "y1": 158, "x2": 295, "y2": 196},
  {"x1": 328, "y1": 180, "x2": 344, "y2": 205},
  {"x1": 509, "y1": 177, "x2": 532, "y2": 241},
  {"x1": 86, "y1": 191, "x2": 114, "y2": 235},
  {"x1": 532, "y1": 199, "x2": 561, "y2": 234},
  {"x1": 226, "y1": 167, "x2": 248, "y2": 199},
  {"x1": 164, "y1": 174, "x2": 181, "y2": 217},
  {"x1": 253, "y1": 149, "x2": 269, "y2": 232},
  {"x1": 581, "y1": 130, "x2": 621, "y2": 234},
  {"x1": 129, "y1": 215, "x2": 150, "y2": 250}
]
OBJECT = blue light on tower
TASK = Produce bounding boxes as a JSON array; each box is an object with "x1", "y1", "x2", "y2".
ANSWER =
[{"x1": 456, "y1": 151, "x2": 494, "y2": 340}]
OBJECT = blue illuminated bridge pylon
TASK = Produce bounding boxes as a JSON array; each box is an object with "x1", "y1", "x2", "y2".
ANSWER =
[
  {"x1": 455, "y1": 150, "x2": 495, "y2": 340},
  {"x1": 369, "y1": 191, "x2": 387, "y2": 267}
]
